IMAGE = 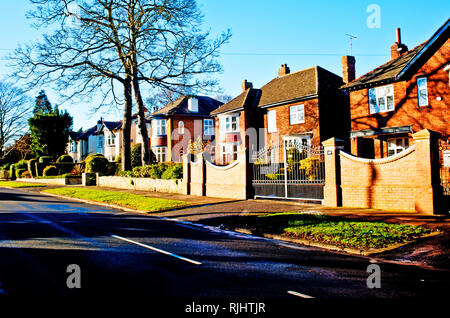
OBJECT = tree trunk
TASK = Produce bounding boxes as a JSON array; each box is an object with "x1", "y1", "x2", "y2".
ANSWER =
[
  {"x1": 131, "y1": 70, "x2": 151, "y2": 165},
  {"x1": 121, "y1": 74, "x2": 133, "y2": 171}
]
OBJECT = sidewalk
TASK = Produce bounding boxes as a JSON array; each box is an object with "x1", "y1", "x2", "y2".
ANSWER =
[{"x1": 19, "y1": 183, "x2": 450, "y2": 270}]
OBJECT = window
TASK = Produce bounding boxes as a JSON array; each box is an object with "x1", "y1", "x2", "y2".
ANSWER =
[
  {"x1": 178, "y1": 121, "x2": 184, "y2": 135},
  {"x1": 152, "y1": 146, "x2": 167, "y2": 162},
  {"x1": 267, "y1": 110, "x2": 277, "y2": 133},
  {"x1": 97, "y1": 135, "x2": 104, "y2": 148},
  {"x1": 152, "y1": 119, "x2": 166, "y2": 136},
  {"x1": 220, "y1": 143, "x2": 239, "y2": 163},
  {"x1": 204, "y1": 119, "x2": 214, "y2": 136},
  {"x1": 70, "y1": 141, "x2": 78, "y2": 153},
  {"x1": 289, "y1": 105, "x2": 305, "y2": 125},
  {"x1": 106, "y1": 132, "x2": 115, "y2": 146},
  {"x1": 417, "y1": 77, "x2": 429, "y2": 107},
  {"x1": 220, "y1": 115, "x2": 239, "y2": 133},
  {"x1": 369, "y1": 85, "x2": 394, "y2": 114},
  {"x1": 387, "y1": 137, "x2": 409, "y2": 156}
]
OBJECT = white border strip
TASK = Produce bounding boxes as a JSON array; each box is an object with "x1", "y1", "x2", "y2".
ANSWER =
[{"x1": 111, "y1": 235, "x2": 202, "y2": 265}]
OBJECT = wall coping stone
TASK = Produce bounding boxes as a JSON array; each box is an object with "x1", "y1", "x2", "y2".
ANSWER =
[{"x1": 339, "y1": 145, "x2": 416, "y2": 164}]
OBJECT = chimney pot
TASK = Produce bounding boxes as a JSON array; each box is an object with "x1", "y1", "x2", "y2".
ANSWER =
[
  {"x1": 241, "y1": 79, "x2": 253, "y2": 92},
  {"x1": 278, "y1": 64, "x2": 290, "y2": 76},
  {"x1": 391, "y1": 27, "x2": 408, "y2": 60}
]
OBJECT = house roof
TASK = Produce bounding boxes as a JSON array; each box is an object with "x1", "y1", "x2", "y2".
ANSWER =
[
  {"x1": 210, "y1": 88, "x2": 260, "y2": 115},
  {"x1": 70, "y1": 120, "x2": 122, "y2": 140},
  {"x1": 342, "y1": 18, "x2": 450, "y2": 91},
  {"x1": 102, "y1": 121, "x2": 122, "y2": 131},
  {"x1": 149, "y1": 95, "x2": 223, "y2": 117},
  {"x1": 211, "y1": 65, "x2": 343, "y2": 115}
]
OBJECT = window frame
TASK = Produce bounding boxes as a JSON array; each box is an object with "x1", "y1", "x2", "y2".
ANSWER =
[
  {"x1": 289, "y1": 104, "x2": 305, "y2": 125},
  {"x1": 203, "y1": 119, "x2": 214, "y2": 136},
  {"x1": 178, "y1": 121, "x2": 184, "y2": 135},
  {"x1": 220, "y1": 143, "x2": 239, "y2": 163},
  {"x1": 387, "y1": 137, "x2": 409, "y2": 157},
  {"x1": 267, "y1": 109, "x2": 277, "y2": 133},
  {"x1": 368, "y1": 84, "x2": 395, "y2": 114},
  {"x1": 152, "y1": 146, "x2": 167, "y2": 162},
  {"x1": 152, "y1": 119, "x2": 166, "y2": 136},
  {"x1": 220, "y1": 115, "x2": 239, "y2": 133},
  {"x1": 416, "y1": 77, "x2": 429, "y2": 107}
]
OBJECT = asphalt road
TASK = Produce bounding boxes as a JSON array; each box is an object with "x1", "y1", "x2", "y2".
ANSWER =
[{"x1": 0, "y1": 187, "x2": 449, "y2": 311}]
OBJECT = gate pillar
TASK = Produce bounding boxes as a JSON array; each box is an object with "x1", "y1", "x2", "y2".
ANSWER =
[{"x1": 322, "y1": 137, "x2": 345, "y2": 207}]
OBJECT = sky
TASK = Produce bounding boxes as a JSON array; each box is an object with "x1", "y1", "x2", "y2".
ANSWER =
[{"x1": 0, "y1": 0, "x2": 449, "y2": 131}]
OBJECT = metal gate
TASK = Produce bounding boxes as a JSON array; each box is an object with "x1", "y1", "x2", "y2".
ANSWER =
[{"x1": 251, "y1": 139, "x2": 325, "y2": 201}]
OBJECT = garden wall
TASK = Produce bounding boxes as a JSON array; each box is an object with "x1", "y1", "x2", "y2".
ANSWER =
[
  {"x1": 16, "y1": 177, "x2": 82, "y2": 185},
  {"x1": 97, "y1": 176, "x2": 183, "y2": 194},
  {"x1": 183, "y1": 149, "x2": 249, "y2": 200},
  {"x1": 323, "y1": 129, "x2": 442, "y2": 214}
]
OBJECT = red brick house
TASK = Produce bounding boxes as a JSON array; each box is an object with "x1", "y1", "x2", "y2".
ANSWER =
[
  {"x1": 342, "y1": 19, "x2": 450, "y2": 159},
  {"x1": 148, "y1": 95, "x2": 223, "y2": 162},
  {"x1": 211, "y1": 64, "x2": 349, "y2": 163}
]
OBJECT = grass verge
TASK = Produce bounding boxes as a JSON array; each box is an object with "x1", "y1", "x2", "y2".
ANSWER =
[
  {"x1": 43, "y1": 187, "x2": 189, "y2": 212},
  {"x1": 0, "y1": 181, "x2": 45, "y2": 188},
  {"x1": 225, "y1": 212, "x2": 434, "y2": 250}
]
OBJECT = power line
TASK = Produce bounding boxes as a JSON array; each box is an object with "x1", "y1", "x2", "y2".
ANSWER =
[{"x1": 222, "y1": 52, "x2": 388, "y2": 57}]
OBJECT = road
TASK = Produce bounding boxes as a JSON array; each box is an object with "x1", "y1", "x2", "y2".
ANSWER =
[{"x1": 0, "y1": 187, "x2": 448, "y2": 310}]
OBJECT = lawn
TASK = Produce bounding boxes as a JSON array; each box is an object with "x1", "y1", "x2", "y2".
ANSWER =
[
  {"x1": 0, "y1": 181, "x2": 45, "y2": 188},
  {"x1": 43, "y1": 187, "x2": 189, "y2": 212},
  {"x1": 226, "y1": 212, "x2": 434, "y2": 250}
]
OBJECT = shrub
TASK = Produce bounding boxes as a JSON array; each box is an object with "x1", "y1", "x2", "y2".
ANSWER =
[
  {"x1": 131, "y1": 144, "x2": 142, "y2": 168},
  {"x1": 85, "y1": 154, "x2": 109, "y2": 175},
  {"x1": 43, "y1": 165, "x2": 58, "y2": 176},
  {"x1": 9, "y1": 164, "x2": 16, "y2": 180},
  {"x1": 161, "y1": 163, "x2": 183, "y2": 179},
  {"x1": 39, "y1": 156, "x2": 53, "y2": 164},
  {"x1": 1, "y1": 162, "x2": 11, "y2": 170},
  {"x1": 20, "y1": 170, "x2": 32, "y2": 179},
  {"x1": 70, "y1": 164, "x2": 84, "y2": 176},
  {"x1": 16, "y1": 168, "x2": 27, "y2": 179},
  {"x1": 16, "y1": 159, "x2": 28, "y2": 170},
  {"x1": 28, "y1": 158, "x2": 38, "y2": 177},
  {"x1": 118, "y1": 170, "x2": 134, "y2": 177},
  {"x1": 56, "y1": 155, "x2": 74, "y2": 163},
  {"x1": 115, "y1": 151, "x2": 122, "y2": 163}
]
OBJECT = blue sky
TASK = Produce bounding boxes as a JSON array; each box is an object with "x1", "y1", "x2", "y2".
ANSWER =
[{"x1": 0, "y1": 0, "x2": 449, "y2": 131}]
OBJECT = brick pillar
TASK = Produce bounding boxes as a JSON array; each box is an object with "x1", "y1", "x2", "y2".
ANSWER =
[
  {"x1": 182, "y1": 154, "x2": 190, "y2": 195},
  {"x1": 412, "y1": 129, "x2": 441, "y2": 214},
  {"x1": 322, "y1": 137, "x2": 345, "y2": 207}
]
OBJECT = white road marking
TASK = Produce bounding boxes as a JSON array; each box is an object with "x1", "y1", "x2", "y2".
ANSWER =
[
  {"x1": 287, "y1": 290, "x2": 315, "y2": 298},
  {"x1": 110, "y1": 235, "x2": 202, "y2": 265}
]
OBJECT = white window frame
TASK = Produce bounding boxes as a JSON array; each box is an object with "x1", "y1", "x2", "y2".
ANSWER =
[
  {"x1": 204, "y1": 119, "x2": 214, "y2": 136},
  {"x1": 387, "y1": 137, "x2": 409, "y2": 157},
  {"x1": 220, "y1": 143, "x2": 239, "y2": 163},
  {"x1": 417, "y1": 77, "x2": 429, "y2": 107},
  {"x1": 220, "y1": 115, "x2": 239, "y2": 133},
  {"x1": 152, "y1": 119, "x2": 166, "y2": 136},
  {"x1": 178, "y1": 121, "x2": 184, "y2": 135},
  {"x1": 369, "y1": 84, "x2": 395, "y2": 114},
  {"x1": 70, "y1": 141, "x2": 78, "y2": 153},
  {"x1": 152, "y1": 146, "x2": 167, "y2": 162},
  {"x1": 289, "y1": 104, "x2": 305, "y2": 125},
  {"x1": 106, "y1": 132, "x2": 115, "y2": 146},
  {"x1": 267, "y1": 110, "x2": 277, "y2": 133}
]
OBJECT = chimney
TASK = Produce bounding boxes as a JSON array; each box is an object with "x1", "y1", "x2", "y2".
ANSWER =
[
  {"x1": 390, "y1": 28, "x2": 408, "y2": 60},
  {"x1": 278, "y1": 64, "x2": 290, "y2": 76},
  {"x1": 241, "y1": 80, "x2": 253, "y2": 92},
  {"x1": 188, "y1": 97, "x2": 198, "y2": 113},
  {"x1": 342, "y1": 55, "x2": 356, "y2": 84}
]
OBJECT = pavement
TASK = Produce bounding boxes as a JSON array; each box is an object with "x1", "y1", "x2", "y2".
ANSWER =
[
  {"x1": 0, "y1": 186, "x2": 449, "y2": 308},
  {"x1": 22, "y1": 183, "x2": 450, "y2": 271}
]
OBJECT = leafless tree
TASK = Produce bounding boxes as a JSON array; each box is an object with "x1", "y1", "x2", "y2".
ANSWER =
[
  {"x1": 0, "y1": 82, "x2": 32, "y2": 158},
  {"x1": 10, "y1": 0, "x2": 230, "y2": 168}
]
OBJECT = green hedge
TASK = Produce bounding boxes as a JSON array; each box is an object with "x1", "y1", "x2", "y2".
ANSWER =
[
  {"x1": 85, "y1": 154, "x2": 109, "y2": 175},
  {"x1": 43, "y1": 165, "x2": 58, "y2": 176},
  {"x1": 56, "y1": 155, "x2": 74, "y2": 163},
  {"x1": 119, "y1": 163, "x2": 182, "y2": 180}
]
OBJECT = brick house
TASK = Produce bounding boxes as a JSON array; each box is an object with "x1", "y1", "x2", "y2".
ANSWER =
[
  {"x1": 342, "y1": 19, "x2": 450, "y2": 159},
  {"x1": 148, "y1": 95, "x2": 223, "y2": 162},
  {"x1": 211, "y1": 64, "x2": 349, "y2": 164}
]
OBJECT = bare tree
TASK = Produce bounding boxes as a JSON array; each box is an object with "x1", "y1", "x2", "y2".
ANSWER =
[
  {"x1": 0, "y1": 82, "x2": 32, "y2": 158},
  {"x1": 11, "y1": 0, "x2": 230, "y2": 168}
]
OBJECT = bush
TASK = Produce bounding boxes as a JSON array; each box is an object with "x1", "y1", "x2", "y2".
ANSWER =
[
  {"x1": 131, "y1": 144, "x2": 142, "y2": 168},
  {"x1": 43, "y1": 165, "x2": 58, "y2": 177},
  {"x1": 39, "y1": 156, "x2": 53, "y2": 164},
  {"x1": 9, "y1": 164, "x2": 16, "y2": 180},
  {"x1": 15, "y1": 168, "x2": 27, "y2": 179},
  {"x1": 85, "y1": 154, "x2": 109, "y2": 175},
  {"x1": 56, "y1": 155, "x2": 74, "y2": 163},
  {"x1": 161, "y1": 163, "x2": 183, "y2": 179},
  {"x1": 115, "y1": 151, "x2": 122, "y2": 163},
  {"x1": 20, "y1": 170, "x2": 32, "y2": 179},
  {"x1": 28, "y1": 158, "x2": 38, "y2": 177},
  {"x1": 16, "y1": 159, "x2": 28, "y2": 170},
  {"x1": 70, "y1": 164, "x2": 85, "y2": 176}
]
